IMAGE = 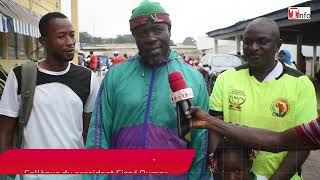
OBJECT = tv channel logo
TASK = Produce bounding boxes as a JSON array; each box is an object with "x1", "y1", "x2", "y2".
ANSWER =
[{"x1": 288, "y1": 7, "x2": 311, "y2": 20}]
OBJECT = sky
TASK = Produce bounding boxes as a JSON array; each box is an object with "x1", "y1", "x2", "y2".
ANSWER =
[{"x1": 61, "y1": 0, "x2": 309, "y2": 43}]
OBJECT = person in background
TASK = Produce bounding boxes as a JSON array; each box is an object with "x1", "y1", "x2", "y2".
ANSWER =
[
  {"x1": 277, "y1": 49, "x2": 297, "y2": 69},
  {"x1": 112, "y1": 51, "x2": 125, "y2": 65},
  {"x1": 212, "y1": 138, "x2": 262, "y2": 180},
  {"x1": 89, "y1": 50, "x2": 98, "y2": 72},
  {"x1": 123, "y1": 53, "x2": 128, "y2": 59},
  {"x1": 299, "y1": 53, "x2": 306, "y2": 74},
  {"x1": 78, "y1": 51, "x2": 85, "y2": 67},
  {"x1": 96, "y1": 56, "x2": 101, "y2": 76},
  {"x1": 188, "y1": 57, "x2": 193, "y2": 65}
]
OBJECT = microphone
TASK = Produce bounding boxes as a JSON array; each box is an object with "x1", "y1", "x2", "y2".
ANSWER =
[{"x1": 168, "y1": 72, "x2": 194, "y2": 142}]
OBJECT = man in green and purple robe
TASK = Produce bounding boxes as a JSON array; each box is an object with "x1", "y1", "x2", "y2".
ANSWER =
[{"x1": 85, "y1": 1, "x2": 210, "y2": 179}]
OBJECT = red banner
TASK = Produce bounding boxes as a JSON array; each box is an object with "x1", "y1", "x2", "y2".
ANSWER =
[{"x1": 0, "y1": 149, "x2": 194, "y2": 174}]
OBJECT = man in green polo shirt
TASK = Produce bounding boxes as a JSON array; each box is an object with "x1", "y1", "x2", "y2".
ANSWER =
[{"x1": 209, "y1": 17, "x2": 317, "y2": 179}]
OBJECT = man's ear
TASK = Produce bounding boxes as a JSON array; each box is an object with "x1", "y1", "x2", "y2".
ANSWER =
[
  {"x1": 131, "y1": 30, "x2": 136, "y2": 38},
  {"x1": 39, "y1": 36, "x2": 47, "y2": 49},
  {"x1": 276, "y1": 39, "x2": 283, "y2": 52}
]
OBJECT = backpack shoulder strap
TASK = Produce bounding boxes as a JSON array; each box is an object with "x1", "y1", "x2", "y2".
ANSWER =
[{"x1": 19, "y1": 62, "x2": 37, "y2": 126}]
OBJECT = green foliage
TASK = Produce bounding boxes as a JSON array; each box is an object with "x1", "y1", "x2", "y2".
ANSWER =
[
  {"x1": 80, "y1": 32, "x2": 135, "y2": 44},
  {"x1": 183, "y1": 37, "x2": 196, "y2": 46},
  {"x1": 80, "y1": 32, "x2": 176, "y2": 45},
  {"x1": 79, "y1": 32, "x2": 92, "y2": 43}
]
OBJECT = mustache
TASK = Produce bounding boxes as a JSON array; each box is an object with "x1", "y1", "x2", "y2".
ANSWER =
[{"x1": 64, "y1": 49, "x2": 76, "y2": 53}]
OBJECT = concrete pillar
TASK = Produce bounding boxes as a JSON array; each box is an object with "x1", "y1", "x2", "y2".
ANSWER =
[
  {"x1": 71, "y1": 0, "x2": 79, "y2": 64},
  {"x1": 3, "y1": 33, "x2": 8, "y2": 59},
  {"x1": 0, "y1": 33, "x2": 9, "y2": 70},
  {"x1": 313, "y1": 45, "x2": 317, "y2": 78},
  {"x1": 27, "y1": 36, "x2": 34, "y2": 60},
  {"x1": 236, "y1": 35, "x2": 241, "y2": 55},
  {"x1": 297, "y1": 34, "x2": 303, "y2": 72},
  {"x1": 29, "y1": 0, "x2": 32, "y2": 9},
  {"x1": 214, "y1": 39, "x2": 218, "y2": 54},
  {"x1": 71, "y1": 0, "x2": 79, "y2": 40}
]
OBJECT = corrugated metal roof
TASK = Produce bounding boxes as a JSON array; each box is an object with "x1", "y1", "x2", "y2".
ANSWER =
[
  {"x1": 0, "y1": 0, "x2": 41, "y2": 37},
  {"x1": 206, "y1": 0, "x2": 320, "y2": 40}
]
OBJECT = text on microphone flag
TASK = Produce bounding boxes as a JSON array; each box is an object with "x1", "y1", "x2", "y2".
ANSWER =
[{"x1": 170, "y1": 88, "x2": 194, "y2": 103}]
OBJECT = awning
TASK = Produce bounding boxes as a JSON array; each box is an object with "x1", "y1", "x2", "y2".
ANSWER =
[{"x1": 0, "y1": 0, "x2": 41, "y2": 37}]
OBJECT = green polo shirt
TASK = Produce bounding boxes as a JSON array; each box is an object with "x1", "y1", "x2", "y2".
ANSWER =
[{"x1": 209, "y1": 63, "x2": 317, "y2": 179}]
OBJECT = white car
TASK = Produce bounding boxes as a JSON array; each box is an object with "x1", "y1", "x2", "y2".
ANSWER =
[
  {"x1": 201, "y1": 54, "x2": 243, "y2": 94},
  {"x1": 201, "y1": 54, "x2": 243, "y2": 76}
]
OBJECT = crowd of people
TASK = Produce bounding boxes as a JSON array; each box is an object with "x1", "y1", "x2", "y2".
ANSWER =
[
  {"x1": 0, "y1": 0, "x2": 318, "y2": 180},
  {"x1": 77, "y1": 50, "x2": 129, "y2": 77}
]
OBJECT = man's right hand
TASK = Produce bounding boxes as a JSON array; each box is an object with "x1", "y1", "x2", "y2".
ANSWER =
[
  {"x1": 189, "y1": 106, "x2": 216, "y2": 129},
  {"x1": 0, "y1": 115, "x2": 16, "y2": 153}
]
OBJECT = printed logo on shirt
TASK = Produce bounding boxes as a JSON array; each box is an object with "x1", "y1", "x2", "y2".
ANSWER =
[
  {"x1": 271, "y1": 98, "x2": 289, "y2": 118},
  {"x1": 229, "y1": 90, "x2": 246, "y2": 111}
]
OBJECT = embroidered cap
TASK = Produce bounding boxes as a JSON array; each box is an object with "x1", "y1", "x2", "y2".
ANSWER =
[{"x1": 129, "y1": 0, "x2": 171, "y2": 30}]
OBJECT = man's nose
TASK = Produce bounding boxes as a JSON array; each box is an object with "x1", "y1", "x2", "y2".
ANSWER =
[
  {"x1": 66, "y1": 35, "x2": 76, "y2": 46},
  {"x1": 144, "y1": 31, "x2": 157, "y2": 41},
  {"x1": 251, "y1": 41, "x2": 259, "y2": 50}
]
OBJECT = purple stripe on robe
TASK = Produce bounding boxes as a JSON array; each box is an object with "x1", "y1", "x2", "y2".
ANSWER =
[{"x1": 111, "y1": 124, "x2": 187, "y2": 149}]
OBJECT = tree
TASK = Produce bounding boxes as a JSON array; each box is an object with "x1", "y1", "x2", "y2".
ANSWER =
[
  {"x1": 79, "y1": 32, "x2": 92, "y2": 43},
  {"x1": 182, "y1": 37, "x2": 196, "y2": 46},
  {"x1": 79, "y1": 32, "x2": 142, "y2": 44},
  {"x1": 114, "y1": 34, "x2": 135, "y2": 44}
]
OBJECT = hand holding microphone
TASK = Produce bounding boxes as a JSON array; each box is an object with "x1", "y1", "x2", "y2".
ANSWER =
[{"x1": 168, "y1": 72, "x2": 194, "y2": 142}]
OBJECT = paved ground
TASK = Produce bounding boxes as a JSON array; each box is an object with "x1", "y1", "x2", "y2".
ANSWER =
[
  {"x1": 302, "y1": 79, "x2": 320, "y2": 180},
  {"x1": 303, "y1": 150, "x2": 320, "y2": 180}
]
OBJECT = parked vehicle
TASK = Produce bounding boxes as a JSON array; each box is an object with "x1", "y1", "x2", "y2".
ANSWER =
[
  {"x1": 97, "y1": 55, "x2": 111, "y2": 73},
  {"x1": 201, "y1": 54, "x2": 243, "y2": 94},
  {"x1": 97, "y1": 55, "x2": 109, "y2": 67}
]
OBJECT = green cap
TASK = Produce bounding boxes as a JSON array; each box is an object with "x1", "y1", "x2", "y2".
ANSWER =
[
  {"x1": 129, "y1": 0, "x2": 171, "y2": 30},
  {"x1": 130, "y1": 0, "x2": 167, "y2": 20}
]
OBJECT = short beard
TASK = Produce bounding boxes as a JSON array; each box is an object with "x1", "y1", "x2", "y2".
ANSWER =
[
  {"x1": 141, "y1": 56, "x2": 164, "y2": 66},
  {"x1": 52, "y1": 52, "x2": 74, "y2": 62}
]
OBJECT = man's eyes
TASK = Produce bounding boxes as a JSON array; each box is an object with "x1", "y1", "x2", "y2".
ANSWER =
[
  {"x1": 243, "y1": 39, "x2": 270, "y2": 45},
  {"x1": 134, "y1": 28, "x2": 165, "y2": 37},
  {"x1": 57, "y1": 33, "x2": 75, "y2": 38},
  {"x1": 153, "y1": 28, "x2": 165, "y2": 34},
  {"x1": 258, "y1": 39, "x2": 270, "y2": 45},
  {"x1": 243, "y1": 39, "x2": 252, "y2": 45},
  {"x1": 57, "y1": 35, "x2": 65, "y2": 38}
]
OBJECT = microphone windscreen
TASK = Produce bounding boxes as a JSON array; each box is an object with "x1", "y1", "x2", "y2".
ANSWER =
[{"x1": 168, "y1": 72, "x2": 187, "y2": 92}]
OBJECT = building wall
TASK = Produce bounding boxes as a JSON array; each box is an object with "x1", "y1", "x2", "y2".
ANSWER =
[
  {"x1": 14, "y1": 0, "x2": 61, "y2": 15},
  {"x1": 0, "y1": 0, "x2": 61, "y2": 71},
  {"x1": 82, "y1": 44, "x2": 201, "y2": 60}
]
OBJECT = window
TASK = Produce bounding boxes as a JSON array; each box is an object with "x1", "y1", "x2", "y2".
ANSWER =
[
  {"x1": 32, "y1": 38, "x2": 45, "y2": 60},
  {"x1": 0, "y1": 33, "x2": 3, "y2": 59},
  {"x1": 8, "y1": 32, "x2": 17, "y2": 59},
  {"x1": 37, "y1": 40, "x2": 45, "y2": 60},
  {"x1": 17, "y1": 34, "x2": 27, "y2": 59},
  {"x1": 32, "y1": 38, "x2": 39, "y2": 60}
]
